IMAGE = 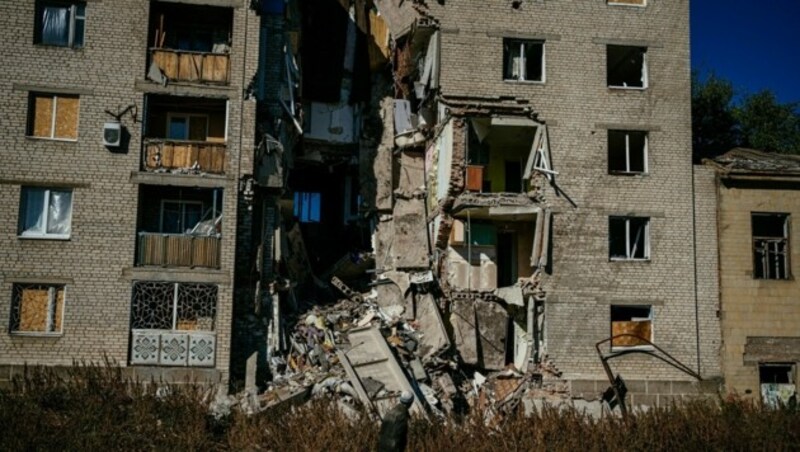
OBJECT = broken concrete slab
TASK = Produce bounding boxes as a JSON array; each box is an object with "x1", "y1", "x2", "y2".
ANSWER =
[
  {"x1": 390, "y1": 198, "x2": 429, "y2": 269},
  {"x1": 414, "y1": 293, "x2": 450, "y2": 360},
  {"x1": 450, "y1": 298, "x2": 508, "y2": 370}
]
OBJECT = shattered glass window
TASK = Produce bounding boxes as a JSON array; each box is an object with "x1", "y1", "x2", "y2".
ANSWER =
[
  {"x1": 607, "y1": 45, "x2": 647, "y2": 88},
  {"x1": 608, "y1": 130, "x2": 648, "y2": 174},
  {"x1": 609, "y1": 216, "x2": 650, "y2": 260},
  {"x1": 752, "y1": 213, "x2": 790, "y2": 279},
  {"x1": 503, "y1": 39, "x2": 544, "y2": 82}
]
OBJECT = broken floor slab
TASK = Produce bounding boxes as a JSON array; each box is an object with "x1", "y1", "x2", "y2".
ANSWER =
[
  {"x1": 450, "y1": 298, "x2": 508, "y2": 370},
  {"x1": 414, "y1": 292, "x2": 450, "y2": 360}
]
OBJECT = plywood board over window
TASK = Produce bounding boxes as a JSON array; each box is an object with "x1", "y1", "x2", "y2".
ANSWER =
[
  {"x1": 609, "y1": 0, "x2": 646, "y2": 5},
  {"x1": 12, "y1": 284, "x2": 66, "y2": 334},
  {"x1": 29, "y1": 93, "x2": 79, "y2": 140}
]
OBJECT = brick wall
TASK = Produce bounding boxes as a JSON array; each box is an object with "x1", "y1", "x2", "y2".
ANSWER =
[
  {"x1": 422, "y1": 0, "x2": 720, "y2": 383},
  {"x1": 0, "y1": 0, "x2": 259, "y2": 385}
]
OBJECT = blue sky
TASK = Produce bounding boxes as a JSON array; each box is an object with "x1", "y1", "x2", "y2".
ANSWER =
[{"x1": 691, "y1": 0, "x2": 800, "y2": 104}]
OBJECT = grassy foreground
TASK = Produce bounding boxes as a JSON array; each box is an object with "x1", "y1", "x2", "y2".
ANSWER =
[{"x1": 1, "y1": 365, "x2": 798, "y2": 451}]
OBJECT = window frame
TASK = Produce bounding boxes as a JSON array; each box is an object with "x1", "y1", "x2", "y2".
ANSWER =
[
  {"x1": 130, "y1": 281, "x2": 218, "y2": 333},
  {"x1": 18, "y1": 187, "x2": 74, "y2": 240},
  {"x1": 10, "y1": 283, "x2": 67, "y2": 336},
  {"x1": 34, "y1": 1, "x2": 86, "y2": 49},
  {"x1": 608, "y1": 130, "x2": 649, "y2": 175},
  {"x1": 27, "y1": 92, "x2": 80, "y2": 141},
  {"x1": 503, "y1": 38, "x2": 546, "y2": 84},
  {"x1": 610, "y1": 304, "x2": 653, "y2": 350},
  {"x1": 751, "y1": 212, "x2": 791, "y2": 280},
  {"x1": 159, "y1": 199, "x2": 204, "y2": 233},
  {"x1": 607, "y1": 45, "x2": 648, "y2": 90},
  {"x1": 166, "y1": 113, "x2": 210, "y2": 141},
  {"x1": 609, "y1": 216, "x2": 651, "y2": 261}
]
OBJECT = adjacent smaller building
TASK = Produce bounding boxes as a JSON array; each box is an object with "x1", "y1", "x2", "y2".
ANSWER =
[{"x1": 706, "y1": 148, "x2": 800, "y2": 407}]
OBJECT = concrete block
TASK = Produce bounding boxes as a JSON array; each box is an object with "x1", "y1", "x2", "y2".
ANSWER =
[{"x1": 450, "y1": 298, "x2": 508, "y2": 370}]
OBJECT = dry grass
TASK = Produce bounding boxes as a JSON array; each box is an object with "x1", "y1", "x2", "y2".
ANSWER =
[{"x1": 1, "y1": 365, "x2": 798, "y2": 451}]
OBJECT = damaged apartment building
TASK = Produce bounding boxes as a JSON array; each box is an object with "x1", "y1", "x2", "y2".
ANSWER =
[{"x1": 0, "y1": 0, "x2": 723, "y2": 412}]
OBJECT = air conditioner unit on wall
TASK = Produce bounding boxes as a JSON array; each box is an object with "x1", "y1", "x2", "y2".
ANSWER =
[{"x1": 103, "y1": 122, "x2": 121, "y2": 147}]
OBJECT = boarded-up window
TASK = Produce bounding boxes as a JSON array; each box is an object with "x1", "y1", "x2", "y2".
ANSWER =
[
  {"x1": 10, "y1": 284, "x2": 65, "y2": 334},
  {"x1": 611, "y1": 305, "x2": 652, "y2": 347},
  {"x1": 28, "y1": 93, "x2": 80, "y2": 140},
  {"x1": 608, "y1": 0, "x2": 646, "y2": 5}
]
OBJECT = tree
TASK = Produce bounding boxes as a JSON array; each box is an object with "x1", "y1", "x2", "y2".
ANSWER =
[
  {"x1": 692, "y1": 71, "x2": 800, "y2": 160},
  {"x1": 735, "y1": 90, "x2": 800, "y2": 154},
  {"x1": 691, "y1": 72, "x2": 739, "y2": 161}
]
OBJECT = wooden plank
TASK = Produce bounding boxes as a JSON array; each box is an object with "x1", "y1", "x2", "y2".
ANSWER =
[
  {"x1": 611, "y1": 321, "x2": 652, "y2": 347},
  {"x1": 32, "y1": 94, "x2": 54, "y2": 138},
  {"x1": 19, "y1": 287, "x2": 50, "y2": 332}
]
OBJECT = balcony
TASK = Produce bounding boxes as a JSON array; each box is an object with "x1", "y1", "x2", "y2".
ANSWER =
[
  {"x1": 150, "y1": 48, "x2": 230, "y2": 85},
  {"x1": 147, "y1": 2, "x2": 233, "y2": 86},
  {"x1": 142, "y1": 95, "x2": 228, "y2": 175},
  {"x1": 143, "y1": 139, "x2": 226, "y2": 174},
  {"x1": 136, "y1": 185, "x2": 223, "y2": 269},
  {"x1": 137, "y1": 232, "x2": 221, "y2": 269},
  {"x1": 129, "y1": 281, "x2": 218, "y2": 367}
]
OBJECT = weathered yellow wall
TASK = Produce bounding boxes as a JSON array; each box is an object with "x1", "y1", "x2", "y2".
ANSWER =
[{"x1": 718, "y1": 180, "x2": 800, "y2": 397}]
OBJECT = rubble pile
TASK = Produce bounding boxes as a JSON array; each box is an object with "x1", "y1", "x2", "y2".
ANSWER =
[{"x1": 242, "y1": 277, "x2": 572, "y2": 422}]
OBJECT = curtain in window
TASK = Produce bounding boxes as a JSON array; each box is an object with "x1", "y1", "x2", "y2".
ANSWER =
[
  {"x1": 42, "y1": 5, "x2": 70, "y2": 46},
  {"x1": 504, "y1": 43, "x2": 522, "y2": 80},
  {"x1": 47, "y1": 190, "x2": 72, "y2": 235},
  {"x1": 21, "y1": 188, "x2": 46, "y2": 235}
]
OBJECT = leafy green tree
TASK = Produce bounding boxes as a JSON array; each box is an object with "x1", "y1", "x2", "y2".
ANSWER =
[
  {"x1": 691, "y1": 72, "x2": 739, "y2": 161},
  {"x1": 735, "y1": 90, "x2": 800, "y2": 154},
  {"x1": 692, "y1": 71, "x2": 800, "y2": 160}
]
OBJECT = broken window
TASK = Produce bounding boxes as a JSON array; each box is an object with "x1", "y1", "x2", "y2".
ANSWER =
[
  {"x1": 609, "y1": 216, "x2": 649, "y2": 260},
  {"x1": 10, "y1": 283, "x2": 66, "y2": 335},
  {"x1": 19, "y1": 187, "x2": 73, "y2": 239},
  {"x1": 610, "y1": 305, "x2": 652, "y2": 348},
  {"x1": 294, "y1": 192, "x2": 321, "y2": 223},
  {"x1": 759, "y1": 363, "x2": 797, "y2": 409},
  {"x1": 503, "y1": 39, "x2": 544, "y2": 82},
  {"x1": 167, "y1": 114, "x2": 209, "y2": 141},
  {"x1": 28, "y1": 93, "x2": 80, "y2": 140},
  {"x1": 34, "y1": 1, "x2": 86, "y2": 48},
  {"x1": 608, "y1": 130, "x2": 648, "y2": 174},
  {"x1": 752, "y1": 213, "x2": 790, "y2": 279},
  {"x1": 607, "y1": 45, "x2": 647, "y2": 88}
]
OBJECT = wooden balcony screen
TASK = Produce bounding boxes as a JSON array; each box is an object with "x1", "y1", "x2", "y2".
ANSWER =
[
  {"x1": 144, "y1": 140, "x2": 226, "y2": 174},
  {"x1": 138, "y1": 233, "x2": 221, "y2": 269},
  {"x1": 151, "y1": 49, "x2": 230, "y2": 84}
]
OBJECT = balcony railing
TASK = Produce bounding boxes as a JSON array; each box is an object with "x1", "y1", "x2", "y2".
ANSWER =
[
  {"x1": 137, "y1": 232, "x2": 221, "y2": 269},
  {"x1": 150, "y1": 48, "x2": 230, "y2": 85},
  {"x1": 143, "y1": 139, "x2": 226, "y2": 174},
  {"x1": 130, "y1": 329, "x2": 216, "y2": 367}
]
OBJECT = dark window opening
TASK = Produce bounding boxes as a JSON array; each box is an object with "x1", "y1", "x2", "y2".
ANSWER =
[
  {"x1": 752, "y1": 213, "x2": 790, "y2": 279},
  {"x1": 607, "y1": 45, "x2": 647, "y2": 88},
  {"x1": 759, "y1": 364, "x2": 794, "y2": 385},
  {"x1": 503, "y1": 39, "x2": 544, "y2": 82},
  {"x1": 609, "y1": 217, "x2": 649, "y2": 260},
  {"x1": 504, "y1": 161, "x2": 523, "y2": 192},
  {"x1": 608, "y1": 130, "x2": 648, "y2": 174}
]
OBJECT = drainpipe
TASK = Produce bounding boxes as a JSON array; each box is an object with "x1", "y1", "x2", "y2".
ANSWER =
[{"x1": 691, "y1": 164, "x2": 702, "y2": 376}]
